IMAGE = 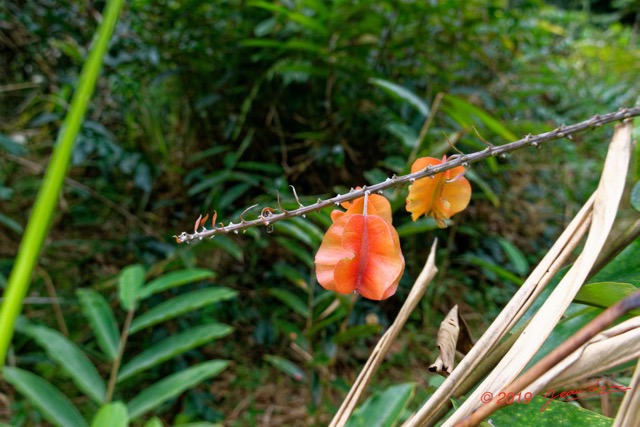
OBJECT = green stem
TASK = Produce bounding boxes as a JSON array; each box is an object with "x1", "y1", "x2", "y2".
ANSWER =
[
  {"x1": 105, "y1": 308, "x2": 135, "y2": 402},
  {"x1": 0, "y1": 0, "x2": 125, "y2": 369}
]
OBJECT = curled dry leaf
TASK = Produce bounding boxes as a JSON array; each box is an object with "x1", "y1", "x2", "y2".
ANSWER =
[
  {"x1": 406, "y1": 156, "x2": 471, "y2": 227},
  {"x1": 429, "y1": 305, "x2": 474, "y2": 376},
  {"x1": 315, "y1": 194, "x2": 404, "y2": 300}
]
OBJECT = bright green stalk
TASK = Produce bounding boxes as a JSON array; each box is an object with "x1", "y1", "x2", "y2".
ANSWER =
[{"x1": 0, "y1": 0, "x2": 125, "y2": 369}]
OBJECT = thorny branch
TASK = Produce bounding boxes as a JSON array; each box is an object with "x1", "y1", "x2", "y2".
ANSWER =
[{"x1": 174, "y1": 107, "x2": 640, "y2": 244}]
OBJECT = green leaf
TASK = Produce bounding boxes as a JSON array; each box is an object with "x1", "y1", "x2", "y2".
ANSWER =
[
  {"x1": 496, "y1": 237, "x2": 529, "y2": 276},
  {"x1": 77, "y1": 289, "x2": 119, "y2": 361},
  {"x1": 209, "y1": 235, "x2": 244, "y2": 262},
  {"x1": 175, "y1": 424, "x2": 223, "y2": 427},
  {"x1": 130, "y1": 287, "x2": 237, "y2": 334},
  {"x1": 138, "y1": 269, "x2": 216, "y2": 300},
  {"x1": 630, "y1": 180, "x2": 640, "y2": 211},
  {"x1": 249, "y1": 1, "x2": 328, "y2": 34},
  {"x1": 490, "y1": 395, "x2": 612, "y2": 427},
  {"x1": 127, "y1": 360, "x2": 229, "y2": 419},
  {"x1": 333, "y1": 324, "x2": 382, "y2": 344},
  {"x1": 465, "y1": 169, "x2": 500, "y2": 208},
  {"x1": 3, "y1": 367, "x2": 88, "y2": 427},
  {"x1": 274, "y1": 221, "x2": 315, "y2": 247},
  {"x1": 143, "y1": 417, "x2": 163, "y2": 427},
  {"x1": 288, "y1": 216, "x2": 324, "y2": 244},
  {"x1": 0, "y1": 0, "x2": 124, "y2": 371},
  {"x1": 462, "y1": 254, "x2": 523, "y2": 285},
  {"x1": 346, "y1": 383, "x2": 415, "y2": 427},
  {"x1": 442, "y1": 94, "x2": 518, "y2": 142},
  {"x1": 396, "y1": 217, "x2": 440, "y2": 237},
  {"x1": 269, "y1": 288, "x2": 309, "y2": 317},
  {"x1": 91, "y1": 402, "x2": 128, "y2": 427},
  {"x1": 385, "y1": 122, "x2": 419, "y2": 148},
  {"x1": 273, "y1": 263, "x2": 309, "y2": 289},
  {"x1": 0, "y1": 212, "x2": 23, "y2": 234},
  {"x1": 274, "y1": 237, "x2": 314, "y2": 268},
  {"x1": 370, "y1": 78, "x2": 430, "y2": 117},
  {"x1": 575, "y1": 282, "x2": 639, "y2": 312},
  {"x1": 590, "y1": 239, "x2": 640, "y2": 286},
  {"x1": 118, "y1": 323, "x2": 233, "y2": 382},
  {"x1": 23, "y1": 324, "x2": 106, "y2": 404},
  {"x1": 263, "y1": 355, "x2": 306, "y2": 382},
  {"x1": 528, "y1": 307, "x2": 601, "y2": 367},
  {"x1": 118, "y1": 264, "x2": 145, "y2": 311}
]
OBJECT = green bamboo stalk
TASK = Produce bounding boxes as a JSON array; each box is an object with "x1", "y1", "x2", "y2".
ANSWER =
[{"x1": 0, "y1": 0, "x2": 125, "y2": 369}]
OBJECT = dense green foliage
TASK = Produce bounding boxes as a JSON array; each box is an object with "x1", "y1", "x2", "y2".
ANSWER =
[{"x1": 1, "y1": 0, "x2": 638, "y2": 425}]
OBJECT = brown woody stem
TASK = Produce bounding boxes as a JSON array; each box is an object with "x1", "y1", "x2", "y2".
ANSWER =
[{"x1": 175, "y1": 107, "x2": 640, "y2": 244}]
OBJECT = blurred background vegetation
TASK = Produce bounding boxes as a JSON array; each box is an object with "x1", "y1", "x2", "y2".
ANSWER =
[{"x1": 1, "y1": 0, "x2": 639, "y2": 425}]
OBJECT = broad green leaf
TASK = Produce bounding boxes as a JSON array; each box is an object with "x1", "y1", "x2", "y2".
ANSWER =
[
  {"x1": 396, "y1": 217, "x2": 440, "y2": 237},
  {"x1": 118, "y1": 323, "x2": 233, "y2": 382},
  {"x1": 289, "y1": 216, "x2": 325, "y2": 245},
  {"x1": 0, "y1": 212, "x2": 23, "y2": 234},
  {"x1": 77, "y1": 288, "x2": 119, "y2": 361},
  {"x1": 590, "y1": 239, "x2": 640, "y2": 286},
  {"x1": 241, "y1": 38, "x2": 326, "y2": 54},
  {"x1": 528, "y1": 307, "x2": 601, "y2": 367},
  {"x1": 274, "y1": 237, "x2": 314, "y2": 268},
  {"x1": 630, "y1": 180, "x2": 640, "y2": 211},
  {"x1": 138, "y1": 269, "x2": 216, "y2": 300},
  {"x1": 3, "y1": 367, "x2": 88, "y2": 427},
  {"x1": 91, "y1": 402, "x2": 128, "y2": 427},
  {"x1": 187, "y1": 170, "x2": 260, "y2": 197},
  {"x1": 575, "y1": 282, "x2": 639, "y2": 312},
  {"x1": 23, "y1": 324, "x2": 106, "y2": 404},
  {"x1": 143, "y1": 417, "x2": 163, "y2": 427},
  {"x1": 496, "y1": 237, "x2": 529, "y2": 276},
  {"x1": 249, "y1": 1, "x2": 328, "y2": 34},
  {"x1": 130, "y1": 287, "x2": 237, "y2": 334},
  {"x1": 333, "y1": 324, "x2": 381, "y2": 344},
  {"x1": 490, "y1": 395, "x2": 612, "y2": 427},
  {"x1": 269, "y1": 288, "x2": 308, "y2": 317},
  {"x1": 466, "y1": 169, "x2": 500, "y2": 208},
  {"x1": 175, "y1": 424, "x2": 223, "y2": 427},
  {"x1": 442, "y1": 94, "x2": 518, "y2": 142},
  {"x1": 370, "y1": 78, "x2": 430, "y2": 117},
  {"x1": 274, "y1": 221, "x2": 315, "y2": 247},
  {"x1": 218, "y1": 182, "x2": 253, "y2": 208},
  {"x1": 263, "y1": 355, "x2": 306, "y2": 382},
  {"x1": 462, "y1": 254, "x2": 523, "y2": 285},
  {"x1": 118, "y1": 264, "x2": 145, "y2": 311},
  {"x1": 273, "y1": 263, "x2": 309, "y2": 289},
  {"x1": 346, "y1": 383, "x2": 415, "y2": 427},
  {"x1": 385, "y1": 122, "x2": 419, "y2": 148},
  {"x1": 127, "y1": 360, "x2": 229, "y2": 419},
  {"x1": 209, "y1": 235, "x2": 244, "y2": 262}
]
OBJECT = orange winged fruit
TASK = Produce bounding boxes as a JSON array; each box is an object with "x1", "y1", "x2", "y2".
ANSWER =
[
  {"x1": 406, "y1": 155, "x2": 471, "y2": 227},
  {"x1": 314, "y1": 192, "x2": 404, "y2": 300}
]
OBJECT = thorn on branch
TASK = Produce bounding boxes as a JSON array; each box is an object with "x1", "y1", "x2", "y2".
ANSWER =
[
  {"x1": 240, "y1": 204, "x2": 259, "y2": 223},
  {"x1": 444, "y1": 132, "x2": 465, "y2": 156},
  {"x1": 260, "y1": 207, "x2": 276, "y2": 226},
  {"x1": 557, "y1": 124, "x2": 566, "y2": 138},
  {"x1": 276, "y1": 190, "x2": 289, "y2": 213},
  {"x1": 473, "y1": 126, "x2": 496, "y2": 150},
  {"x1": 290, "y1": 185, "x2": 304, "y2": 208},
  {"x1": 194, "y1": 214, "x2": 202, "y2": 233}
]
